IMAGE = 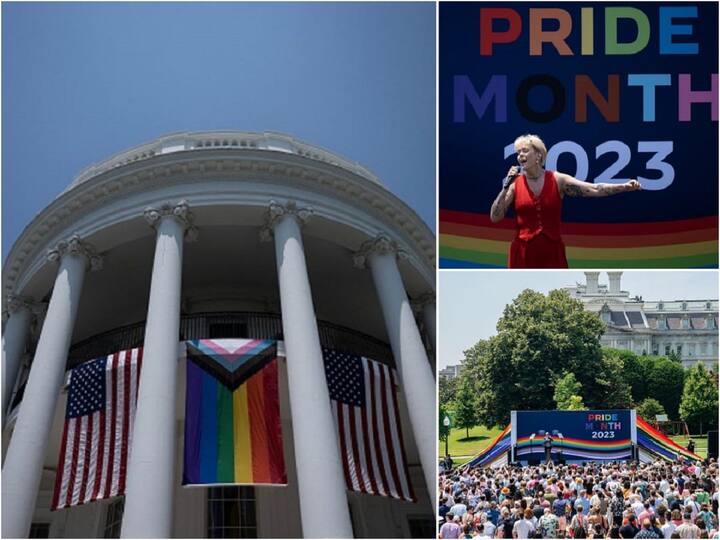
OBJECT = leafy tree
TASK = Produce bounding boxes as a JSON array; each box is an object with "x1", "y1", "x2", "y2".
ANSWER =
[
  {"x1": 680, "y1": 363, "x2": 719, "y2": 434},
  {"x1": 596, "y1": 350, "x2": 633, "y2": 409},
  {"x1": 644, "y1": 356, "x2": 685, "y2": 419},
  {"x1": 554, "y1": 372, "x2": 585, "y2": 410},
  {"x1": 606, "y1": 349, "x2": 683, "y2": 418},
  {"x1": 605, "y1": 348, "x2": 646, "y2": 401},
  {"x1": 439, "y1": 376, "x2": 458, "y2": 407},
  {"x1": 473, "y1": 289, "x2": 626, "y2": 426},
  {"x1": 636, "y1": 398, "x2": 666, "y2": 422},
  {"x1": 566, "y1": 395, "x2": 585, "y2": 410},
  {"x1": 454, "y1": 375, "x2": 478, "y2": 438}
]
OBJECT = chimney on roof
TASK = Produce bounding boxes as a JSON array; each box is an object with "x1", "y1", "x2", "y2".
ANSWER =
[
  {"x1": 585, "y1": 272, "x2": 599, "y2": 294},
  {"x1": 607, "y1": 271, "x2": 622, "y2": 294}
]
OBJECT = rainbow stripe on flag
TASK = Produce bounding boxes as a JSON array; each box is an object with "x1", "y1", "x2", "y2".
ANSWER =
[
  {"x1": 183, "y1": 339, "x2": 287, "y2": 486},
  {"x1": 637, "y1": 416, "x2": 702, "y2": 463},
  {"x1": 440, "y1": 210, "x2": 718, "y2": 268}
]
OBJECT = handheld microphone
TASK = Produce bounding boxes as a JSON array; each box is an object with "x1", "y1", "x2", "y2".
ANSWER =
[{"x1": 503, "y1": 164, "x2": 522, "y2": 189}]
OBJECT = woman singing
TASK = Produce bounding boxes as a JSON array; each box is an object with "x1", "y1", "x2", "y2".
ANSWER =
[{"x1": 490, "y1": 134, "x2": 642, "y2": 268}]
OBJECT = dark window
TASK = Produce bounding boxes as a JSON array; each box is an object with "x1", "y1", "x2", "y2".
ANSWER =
[
  {"x1": 408, "y1": 516, "x2": 436, "y2": 538},
  {"x1": 207, "y1": 486, "x2": 257, "y2": 538},
  {"x1": 209, "y1": 323, "x2": 248, "y2": 339},
  {"x1": 29, "y1": 523, "x2": 49, "y2": 538},
  {"x1": 104, "y1": 497, "x2": 124, "y2": 538}
]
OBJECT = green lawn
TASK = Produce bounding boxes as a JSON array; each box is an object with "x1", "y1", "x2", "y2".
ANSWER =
[
  {"x1": 669, "y1": 435, "x2": 708, "y2": 458},
  {"x1": 439, "y1": 425, "x2": 502, "y2": 462},
  {"x1": 438, "y1": 429, "x2": 709, "y2": 464}
]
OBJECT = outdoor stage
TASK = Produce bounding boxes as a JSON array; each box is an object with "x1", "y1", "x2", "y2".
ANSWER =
[{"x1": 466, "y1": 410, "x2": 702, "y2": 468}]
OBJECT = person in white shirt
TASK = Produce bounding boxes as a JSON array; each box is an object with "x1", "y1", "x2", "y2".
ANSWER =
[
  {"x1": 660, "y1": 510, "x2": 677, "y2": 539},
  {"x1": 512, "y1": 509, "x2": 536, "y2": 539},
  {"x1": 478, "y1": 513, "x2": 495, "y2": 538}
]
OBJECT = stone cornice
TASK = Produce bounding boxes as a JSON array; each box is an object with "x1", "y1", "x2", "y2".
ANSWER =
[{"x1": 3, "y1": 143, "x2": 434, "y2": 298}]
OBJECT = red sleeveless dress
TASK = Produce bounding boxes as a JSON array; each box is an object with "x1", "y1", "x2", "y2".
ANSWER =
[{"x1": 508, "y1": 171, "x2": 568, "y2": 268}]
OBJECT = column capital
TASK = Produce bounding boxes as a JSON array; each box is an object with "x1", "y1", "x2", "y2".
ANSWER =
[
  {"x1": 259, "y1": 200, "x2": 314, "y2": 242},
  {"x1": 410, "y1": 291, "x2": 436, "y2": 311},
  {"x1": 352, "y1": 234, "x2": 408, "y2": 269},
  {"x1": 144, "y1": 200, "x2": 199, "y2": 241},
  {"x1": 2, "y1": 295, "x2": 46, "y2": 323},
  {"x1": 47, "y1": 234, "x2": 103, "y2": 271}
]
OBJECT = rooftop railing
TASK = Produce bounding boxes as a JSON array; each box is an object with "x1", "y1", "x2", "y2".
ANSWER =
[{"x1": 65, "y1": 131, "x2": 380, "y2": 194}]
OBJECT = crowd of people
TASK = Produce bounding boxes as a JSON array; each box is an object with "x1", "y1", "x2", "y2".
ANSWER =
[{"x1": 438, "y1": 459, "x2": 719, "y2": 539}]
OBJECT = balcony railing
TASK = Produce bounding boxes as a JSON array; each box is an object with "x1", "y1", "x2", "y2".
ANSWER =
[{"x1": 65, "y1": 131, "x2": 380, "y2": 194}]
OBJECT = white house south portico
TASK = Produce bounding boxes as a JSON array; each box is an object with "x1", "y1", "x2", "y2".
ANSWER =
[{"x1": 2, "y1": 132, "x2": 436, "y2": 538}]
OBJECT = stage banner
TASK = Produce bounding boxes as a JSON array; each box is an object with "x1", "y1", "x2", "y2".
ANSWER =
[
  {"x1": 514, "y1": 410, "x2": 633, "y2": 461},
  {"x1": 440, "y1": 2, "x2": 718, "y2": 268}
]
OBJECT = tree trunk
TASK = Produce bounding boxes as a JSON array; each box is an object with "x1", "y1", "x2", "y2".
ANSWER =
[{"x1": 466, "y1": 427, "x2": 469, "y2": 438}]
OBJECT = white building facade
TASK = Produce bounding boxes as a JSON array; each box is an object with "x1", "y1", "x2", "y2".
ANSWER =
[
  {"x1": 1, "y1": 132, "x2": 436, "y2": 538},
  {"x1": 565, "y1": 272, "x2": 718, "y2": 371}
]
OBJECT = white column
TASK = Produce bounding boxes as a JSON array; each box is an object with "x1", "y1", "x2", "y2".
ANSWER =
[
  {"x1": 354, "y1": 235, "x2": 436, "y2": 504},
  {"x1": 2, "y1": 235, "x2": 101, "y2": 538},
  {"x1": 121, "y1": 201, "x2": 196, "y2": 539},
  {"x1": 261, "y1": 201, "x2": 354, "y2": 538},
  {"x1": 2, "y1": 296, "x2": 39, "y2": 422},
  {"x1": 412, "y1": 292, "x2": 436, "y2": 352}
]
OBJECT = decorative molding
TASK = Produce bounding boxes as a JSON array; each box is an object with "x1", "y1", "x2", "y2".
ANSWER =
[
  {"x1": 259, "y1": 200, "x2": 314, "y2": 242},
  {"x1": 144, "y1": 200, "x2": 199, "y2": 241},
  {"x1": 2, "y1": 294, "x2": 46, "y2": 323},
  {"x1": 352, "y1": 234, "x2": 408, "y2": 269},
  {"x1": 3, "y1": 138, "x2": 434, "y2": 297},
  {"x1": 410, "y1": 291, "x2": 436, "y2": 312},
  {"x1": 46, "y1": 234, "x2": 103, "y2": 271}
]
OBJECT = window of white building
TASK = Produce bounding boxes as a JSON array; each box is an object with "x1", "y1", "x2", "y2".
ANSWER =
[
  {"x1": 676, "y1": 344, "x2": 682, "y2": 357},
  {"x1": 688, "y1": 343, "x2": 696, "y2": 357},
  {"x1": 104, "y1": 498, "x2": 124, "y2": 538},
  {"x1": 207, "y1": 486, "x2": 257, "y2": 538},
  {"x1": 665, "y1": 345, "x2": 671, "y2": 356}
]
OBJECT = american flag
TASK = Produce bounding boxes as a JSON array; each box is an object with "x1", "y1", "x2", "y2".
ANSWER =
[
  {"x1": 322, "y1": 349, "x2": 415, "y2": 502},
  {"x1": 51, "y1": 348, "x2": 142, "y2": 510}
]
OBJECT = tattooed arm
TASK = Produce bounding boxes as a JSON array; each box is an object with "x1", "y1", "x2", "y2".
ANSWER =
[
  {"x1": 490, "y1": 166, "x2": 521, "y2": 222},
  {"x1": 556, "y1": 172, "x2": 641, "y2": 198},
  {"x1": 490, "y1": 181, "x2": 516, "y2": 223}
]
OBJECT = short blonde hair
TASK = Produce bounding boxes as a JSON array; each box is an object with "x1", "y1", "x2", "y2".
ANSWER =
[{"x1": 514, "y1": 134, "x2": 547, "y2": 166}]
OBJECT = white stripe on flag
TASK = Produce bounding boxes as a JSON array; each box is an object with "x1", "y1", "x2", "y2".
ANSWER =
[
  {"x1": 83, "y1": 411, "x2": 101, "y2": 503},
  {"x1": 341, "y1": 404, "x2": 361, "y2": 492},
  {"x1": 71, "y1": 414, "x2": 88, "y2": 506},
  {"x1": 111, "y1": 351, "x2": 126, "y2": 497},
  {"x1": 382, "y1": 364, "x2": 412, "y2": 501},
  {"x1": 98, "y1": 355, "x2": 114, "y2": 499},
  {"x1": 58, "y1": 418, "x2": 77, "y2": 509},
  {"x1": 363, "y1": 358, "x2": 386, "y2": 496},
  {"x1": 353, "y1": 400, "x2": 373, "y2": 494},
  {"x1": 128, "y1": 349, "x2": 138, "y2": 464},
  {"x1": 371, "y1": 361, "x2": 399, "y2": 499}
]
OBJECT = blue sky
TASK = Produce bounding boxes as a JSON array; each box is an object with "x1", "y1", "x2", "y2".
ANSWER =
[
  {"x1": 2, "y1": 2, "x2": 436, "y2": 261},
  {"x1": 439, "y1": 271, "x2": 719, "y2": 368}
]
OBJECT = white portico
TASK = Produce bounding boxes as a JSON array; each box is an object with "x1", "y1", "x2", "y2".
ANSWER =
[{"x1": 2, "y1": 131, "x2": 436, "y2": 539}]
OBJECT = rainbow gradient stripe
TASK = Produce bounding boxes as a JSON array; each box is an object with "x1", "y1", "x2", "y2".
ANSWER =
[
  {"x1": 637, "y1": 417, "x2": 702, "y2": 463},
  {"x1": 440, "y1": 210, "x2": 718, "y2": 268},
  {"x1": 466, "y1": 425, "x2": 511, "y2": 468}
]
